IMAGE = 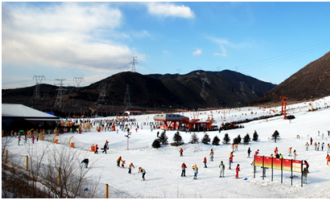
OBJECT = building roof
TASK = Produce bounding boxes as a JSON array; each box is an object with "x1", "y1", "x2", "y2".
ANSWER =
[{"x1": 2, "y1": 103, "x2": 59, "y2": 120}]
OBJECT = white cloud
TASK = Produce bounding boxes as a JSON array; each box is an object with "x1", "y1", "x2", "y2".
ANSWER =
[
  {"x1": 2, "y1": 3, "x2": 140, "y2": 72},
  {"x1": 192, "y1": 49, "x2": 202, "y2": 56},
  {"x1": 214, "y1": 46, "x2": 227, "y2": 57},
  {"x1": 147, "y1": 2, "x2": 195, "y2": 19},
  {"x1": 207, "y1": 37, "x2": 230, "y2": 57}
]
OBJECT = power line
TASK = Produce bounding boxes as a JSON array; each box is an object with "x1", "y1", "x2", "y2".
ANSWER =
[{"x1": 234, "y1": 39, "x2": 330, "y2": 73}]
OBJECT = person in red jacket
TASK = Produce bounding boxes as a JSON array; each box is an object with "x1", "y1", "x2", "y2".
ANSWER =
[
  {"x1": 327, "y1": 154, "x2": 330, "y2": 165},
  {"x1": 235, "y1": 164, "x2": 240, "y2": 178},
  {"x1": 203, "y1": 157, "x2": 207, "y2": 168},
  {"x1": 179, "y1": 148, "x2": 183, "y2": 156}
]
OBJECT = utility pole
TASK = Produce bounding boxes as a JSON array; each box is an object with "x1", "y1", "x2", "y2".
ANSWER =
[
  {"x1": 33, "y1": 75, "x2": 45, "y2": 99},
  {"x1": 54, "y1": 79, "x2": 67, "y2": 110},
  {"x1": 130, "y1": 56, "x2": 138, "y2": 73}
]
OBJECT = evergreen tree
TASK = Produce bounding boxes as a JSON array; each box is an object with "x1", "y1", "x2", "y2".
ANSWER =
[
  {"x1": 212, "y1": 135, "x2": 220, "y2": 145},
  {"x1": 223, "y1": 133, "x2": 230, "y2": 144},
  {"x1": 252, "y1": 130, "x2": 259, "y2": 142},
  {"x1": 159, "y1": 131, "x2": 168, "y2": 145},
  {"x1": 233, "y1": 137, "x2": 240, "y2": 144},
  {"x1": 243, "y1": 133, "x2": 250, "y2": 144},
  {"x1": 201, "y1": 133, "x2": 211, "y2": 145},
  {"x1": 272, "y1": 130, "x2": 280, "y2": 138},
  {"x1": 152, "y1": 139, "x2": 161, "y2": 148},
  {"x1": 173, "y1": 131, "x2": 183, "y2": 144},
  {"x1": 237, "y1": 134, "x2": 242, "y2": 143},
  {"x1": 190, "y1": 132, "x2": 199, "y2": 144}
]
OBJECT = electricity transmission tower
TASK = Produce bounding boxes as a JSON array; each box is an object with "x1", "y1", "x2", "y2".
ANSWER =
[
  {"x1": 177, "y1": 69, "x2": 181, "y2": 80},
  {"x1": 73, "y1": 77, "x2": 84, "y2": 88},
  {"x1": 251, "y1": 84, "x2": 255, "y2": 94},
  {"x1": 123, "y1": 84, "x2": 131, "y2": 107},
  {"x1": 97, "y1": 84, "x2": 107, "y2": 104},
  {"x1": 33, "y1": 75, "x2": 45, "y2": 99},
  {"x1": 130, "y1": 56, "x2": 138, "y2": 72},
  {"x1": 54, "y1": 79, "x2": 67, "y2": 109},
  {"x1": 240, "y1": 81, "x2": 245, "y2": 94}
]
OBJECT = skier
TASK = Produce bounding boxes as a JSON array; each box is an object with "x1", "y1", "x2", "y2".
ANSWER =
[
  {"x1": 121, "y1": 160, "x2": 126, "y2": 168},
  {"x1": 235, "y1": 164, "x2": 240, "y2": 178},
  {"x1": 279, "y1": 153, "x2": 283, "y2": 159},
  {"x1": 302, "y1": 167, "x2": 308, "y2": 184},
  {"x1": 231, "y1": 143, "x2": 235, "y2": 152},
  {"x1": 18, "y1": 136, "x2": 21, "y2": 145},
  {"x1": 203, "y1": 157, "x2": 208, "y2": 168},
  {"x1": 138, "y1": 167, "x2": 146, "y2": 181},
  {"x1": 95, "y1": 144, "x2": 99, "y2": 154},
  {"x1": 209, "y1": 149, "x2": 214, "y2": 161},
  {"x1": 314, "y1": 142, "x2": 317, "y2": 150},
  {"x1": 181, "y1": 162, "x2": 187, "y2": 177},
  {"x1": 229, "y1": 152, "x2": 234, "y2": 170},
  {"x1": 305, "y1": 142, "x2": 309, "y2": 151},
  {"x1": 293, "y1": 150, "x2": 297, "y2": 160},
  {"x1": 31, "y1": 136, "x2": 35, "y2": 144},
  {"x1": 179, "y1": 148, "x2": 183, "y2": 156},
  {"x1": 255, "y1": 149, "x2": 259, "y2": 156},
  {"x1": 327, "y1": 154, "x2": 330, "y2": 165},
  {"x1": 219, "y1": 161, "x2": 225, "y2": 177},
  {"x1": 116, "y1": 156, "x2": 122, "y2": 167},
  {"x1": 288, "y1": 147, "x2": 292, "y2": 156},
  {"x1": 317, "y1": 142, "x2": 320, "y2": 151},
  {"x1": 274, "y1": 147, "x2": 278, "y2": 155},
  {"x1": 247, "y1": 147, "x2": 251, "y2": 158},
  {"x1": 235, "y1": 143, "x2": 238, "y2": 151},
  {"x1": 321, "y1": 142, "x2": 324, "y2": 151},
  {"x1": 304, "y1": 160, "x2": 309, "y2": 173},
  {"x1": 102, "y1": 140, "x2": 109, "y2": 154},
  {"x1": 81, "y1": 158, "x2": 89, "y2": 168},
  {"x1": 192, "y1": 164, "x2": 198, "y2": 180},
  {"x1": 128, "y1": 163, "x2": 135, "y2": 174},
  {"x1": 328, "y1": 143, "x2": 330, "y2": 153},
  {"x1": 310, "y1": 137, "x2": 313, "y2": 145}
]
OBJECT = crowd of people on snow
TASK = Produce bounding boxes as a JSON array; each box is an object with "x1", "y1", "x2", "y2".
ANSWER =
[{"x1": 11, "y1": 119, "x2": 330, "y2": 184}]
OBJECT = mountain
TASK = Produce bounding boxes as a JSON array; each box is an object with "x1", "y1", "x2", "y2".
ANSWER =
[
  {"x1": 2, "y1": 70, "x2": 276, "y2": 115},
  {"x1": 255, "y1": 51, "x2": 330, "y2": 104}
]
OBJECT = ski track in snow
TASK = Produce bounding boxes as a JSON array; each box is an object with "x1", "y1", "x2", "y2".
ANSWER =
[{"x1": 4, "y1": 97, "x2": 330, "y2": 198}]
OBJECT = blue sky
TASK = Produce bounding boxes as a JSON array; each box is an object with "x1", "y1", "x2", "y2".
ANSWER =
[{"x1": 2, "y1": 2, "x2": 330, "y2": 89}]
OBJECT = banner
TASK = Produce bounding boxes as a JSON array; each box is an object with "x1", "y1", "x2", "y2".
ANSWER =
[{"x1": 254, "y1": 156, "x2": 302, "y2": 172}]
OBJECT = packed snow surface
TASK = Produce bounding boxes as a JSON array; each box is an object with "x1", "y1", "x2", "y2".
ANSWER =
[{"x1": 5, "y1": 97, "x2": 330, "y2": 198}]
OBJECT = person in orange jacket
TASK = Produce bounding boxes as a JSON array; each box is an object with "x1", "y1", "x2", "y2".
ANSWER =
[
  {"x1": 274, "y1": 147, "x2": 278, "y2": 155},
  {"x1": 229, "y1": 152, "x2": 234, "y2": 169},
  {"x1": 94, "y1": 144, "x2": 99, "y2": 154},
  {"x1": 235, "y1": 164, "x2": 240, "y2": 178},
  {"x1": 288, "y1": 147, "x2": 292, "y2": 156},
  {"x1": 203, "y1": 157, "x2": 207, "y2": 168},
  {"x1": 181, "y1": 162, "x2": 187, "y2": 177},
  {"x1": 326, "y1": 154, "x2": 330, "y2": 165},
  {"x1": 179, "y1": 148, "x2": 183, "y2": 156},
  {"x1": 209, "y1": 149, "x2": 214, "y2": 161}
]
